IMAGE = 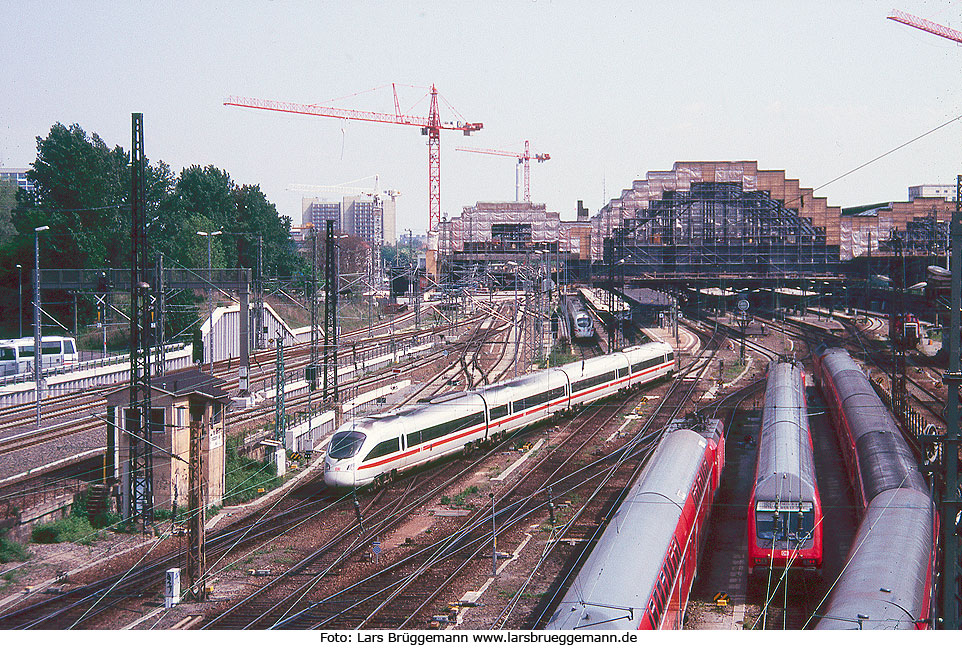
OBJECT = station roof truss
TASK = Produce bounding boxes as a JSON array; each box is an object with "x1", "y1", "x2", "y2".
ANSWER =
[{"x1": 610, "y1": 181, "x2": 841, "y2": 279}]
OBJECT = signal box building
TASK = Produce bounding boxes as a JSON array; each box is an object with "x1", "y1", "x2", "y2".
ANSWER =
[{"x1": 105, "y1": 369, "x2": 230, "y2": 512}]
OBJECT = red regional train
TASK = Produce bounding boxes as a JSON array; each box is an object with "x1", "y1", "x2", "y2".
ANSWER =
[
  {"x1": 813, "y1": 347, "x2": 936, "y2": 630},
  {"x1": 747, "y1": 360, "x2": 822, "y2": 575},
  {"x1": 544, "y1": 417, "x2": 724, "y2": 630}
]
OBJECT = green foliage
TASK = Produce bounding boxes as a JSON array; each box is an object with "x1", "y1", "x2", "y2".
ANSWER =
[
  {"x1": 441, "y1": 485, "x2": 479, "y2": 507},
  {"x1": 224, "y1": 437, "x2": 283, "y2": 505},
  {"x1": 31, "y1": 516, "x2": 99, "y2": 544},
  {"x1": 0, "y1": 180, "x2": 17, "y2": 248},
  {"x1": 0, "y1": 120, "x2": 301, "y2": 338},
  {"x1": 547, "y1": 345, "x2": 577, "y2": 367},
  {"x1": 0, "y1": 532, "x2": 29, "y2": 563}
]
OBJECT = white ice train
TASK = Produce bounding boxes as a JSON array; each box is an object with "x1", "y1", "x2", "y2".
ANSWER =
[
  {"x1": 324, "y1": 341, "x2": 676, "y2": 489},
  {"x1": 0, "y1": 336, "x2": 79, "y2": 376},
  {"x1": 565, "y1": 296, "x2": 595, "y2": 340}
]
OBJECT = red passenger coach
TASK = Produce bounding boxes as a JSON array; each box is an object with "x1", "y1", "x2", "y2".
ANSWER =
[
  {"x1": 747, "y1": 361, "x2": 822, "y2": 574},
  {"x1": 545, "y1": 417, "x2": 724, "y2": 630}
]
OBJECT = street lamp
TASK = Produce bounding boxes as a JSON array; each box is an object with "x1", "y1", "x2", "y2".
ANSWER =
[
  {"x1": 197, "y1": 230, "x2": 221, "y2": 373},
  {"x1": 33, "y1": 225, "x2": 49, "y2": 427},
  {"x1": 15, "y1": 264, "x2": 22, "y2": 338}
]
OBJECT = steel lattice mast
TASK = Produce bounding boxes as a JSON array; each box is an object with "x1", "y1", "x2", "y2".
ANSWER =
[
  {"x1": 888, "y1": 9, "x2": 962, "y2": 629},
  {"x1": 127, "y1": 113, "x2": 153, "y2": 530},
  {"x1": 225, "y1": 85, "x2": 482, "y2": 233},
  {"x1": 456, "y1": 140, "x2": 551, "y2": 202}
]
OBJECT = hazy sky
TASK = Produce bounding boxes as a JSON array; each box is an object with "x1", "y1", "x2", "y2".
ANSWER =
[{"x1": 4, "y1": 1, "x2": 962, "y2": 234}]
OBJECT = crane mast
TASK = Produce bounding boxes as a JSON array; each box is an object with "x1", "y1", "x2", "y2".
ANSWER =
[
  {"x1": 456, "y1": 140, "x2": 550, "y2": 202},
  {"x1": 226, "y1": 85, "x2": 481, "y2": 233}
]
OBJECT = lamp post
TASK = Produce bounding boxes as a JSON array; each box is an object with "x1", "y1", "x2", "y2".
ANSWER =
[
  {"x1": 197, "y1": 230, "x2": 221, "y2": 373},
  {"x1": 15, "y1": 264, "x2": 22, "y2": 338},
  {"x1": 33, "y1": 226, "x2": 48, "y2": 427}
]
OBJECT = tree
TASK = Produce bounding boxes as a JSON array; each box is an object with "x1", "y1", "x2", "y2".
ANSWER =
[
  {"x1": 21, "y1": 123, "x2": 131, "y2": 270},
  {"x1": 0, "y1": 180, "x2": 17, "y2": 248},
  {"x1": 232, "y1": 183, "x2": 299, "y2": 279}
]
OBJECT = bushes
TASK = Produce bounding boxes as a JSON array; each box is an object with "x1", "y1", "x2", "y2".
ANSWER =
[
  {"x1": 31, "y1": 516, "x2": 98, "y2": 544},
  {"x1": 224, "y1": 437, "x2": 282, "y2": 505},
  {"x1": 0, "y1": 533, "x2": 29, "y2": 563}
]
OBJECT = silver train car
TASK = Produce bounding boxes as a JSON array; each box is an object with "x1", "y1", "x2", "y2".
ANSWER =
[
  {"x1": 814, "y1": 347, "x2": 935, "y2": 630},
  {"x1": 747, "y1": 360, "x2": 822, "y2": 573},
  {"x1": 545, "y1": 418, "x2": 725, "y2": 630},
  {"x1": 565, "y1": 296, "x2": 595, "y2": 340},
  {"x1": 324, "y1": 342, "x2": 675, "y2": 489}
]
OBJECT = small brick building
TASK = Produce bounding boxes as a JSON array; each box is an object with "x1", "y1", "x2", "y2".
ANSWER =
[{"x1": 106, "y1": 369, "x2": 230, "y2": 513}]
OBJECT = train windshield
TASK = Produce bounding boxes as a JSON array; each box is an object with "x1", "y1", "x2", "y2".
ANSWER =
[
  {"x1": 328, "y1": 431, "x2": 366, "y2": 459},
  {"x1": 755, "y1": 501, "x2": 815, "y2": 544},
  {"x1": 576, "y1": 317, "x2": 591, "y2": 328}
]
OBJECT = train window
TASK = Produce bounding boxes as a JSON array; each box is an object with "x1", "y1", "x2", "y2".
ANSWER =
[
  {"x1": 407, "y1": 431, "x2": 422, "y2": 447},
  {"x1": 0, "y1": 347, "x2": 14, "y2": 361},
  {"x1": 328, "y1": 431, "x2": 366, "y2": 459},
  {"x1": 755, "y1": 501, "x2": 815, "y2": 544},
  {"x1": 490, "y1": 404, "x2": 508, "y2": 420},
  {"x1": 18, "y1": 344, "x2": 34, "y2": 358},
  {"x1": 363, "y1": 438, "x2": 400, "y2": 461},
  {"x1": 666, "y1": 351, "x2": 674, "y2": 362},
  {"x1": 41, "y1": 342, "x2": 61, "y2": 355}
]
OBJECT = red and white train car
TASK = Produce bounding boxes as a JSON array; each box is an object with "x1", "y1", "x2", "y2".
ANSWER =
[
  {"x1": 747, "y1": 360, "x2": 822, "y2": 574},
  {"x1": 545, "y1": 418, "x2": 724, "y2": 630}
]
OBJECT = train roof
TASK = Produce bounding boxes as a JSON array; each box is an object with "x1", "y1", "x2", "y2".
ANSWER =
[
  {"x1": 756, "y1": 362, "x2": 817, "y2": 501},
  {"x1": 816, "y1": 488, "x2": 934, "y2": 630},
  {"x1": 546, "y1": 427, "x2": 712, "y2": 629}
]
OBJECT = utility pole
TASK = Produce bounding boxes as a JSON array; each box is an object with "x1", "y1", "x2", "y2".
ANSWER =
[
  {"x1": 126, "y1": 112, "x2": 154, "y2": 530},
  {"x1": 33, "y1": 225, "x2": 48, "y2": 427},
  {"x1": 154, "y1": 253, "x2": 165, "y2": 378},
  {"x1": 186, "y1": 421, "x2": 206, "y2": 600},
  {"x1": 274, "y1": 333, "x2": 286, "y2": 445},
  {"x1": 308, "y1": 225, "x2": 320, "y2": 407},
  {"x1": 323, "y1": 218, "x2": 338, "y2": 403},
  {"x1": 941, "y1": 206, "x2": 962, "y2": 630}
]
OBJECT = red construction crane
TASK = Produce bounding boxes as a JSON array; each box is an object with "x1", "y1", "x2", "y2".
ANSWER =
[
  {"x1": 225, "y1": 85, "x2": 482, "y2": 232},
  {"x1": 456, "y1": 140, "x2": 550, "y2": 202},
  {"x1": 888, "y1": 9, "x2": 962, "y2": 44}
]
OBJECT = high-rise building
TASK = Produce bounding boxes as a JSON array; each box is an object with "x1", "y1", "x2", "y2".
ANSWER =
[
  {"x1": 301, "y1": 198, "x2": 341, "y2": 230},
  {"x1": 0, "y1": 168, "x2": 34, "y2": 195},
  {"x1": 299, "y1": 194, "x2": 396, "y2": 245}
]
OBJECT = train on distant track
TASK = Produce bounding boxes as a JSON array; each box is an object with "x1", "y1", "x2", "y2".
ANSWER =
[
  {"x1": 813, "y1": 346, "x2": 936, "y2": 630},
  {"x1": 747, "y1": 360, "x2": 822, "y2": 575},
  {"x1": 891, "y1": 312, "x2": 921, "y2": 348},
  {"x1": 544, "y1": 417, "x2": 725, "y2": 630},
  {"x1": 324, "y1": 341, "x2": 675, "y2": 489},
  {"x1": 564, "y1": 295, "x2": 595, "y2": 340},
  {"x1": 0, "y1": 335, "x2": 78, "y2": 376}
]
